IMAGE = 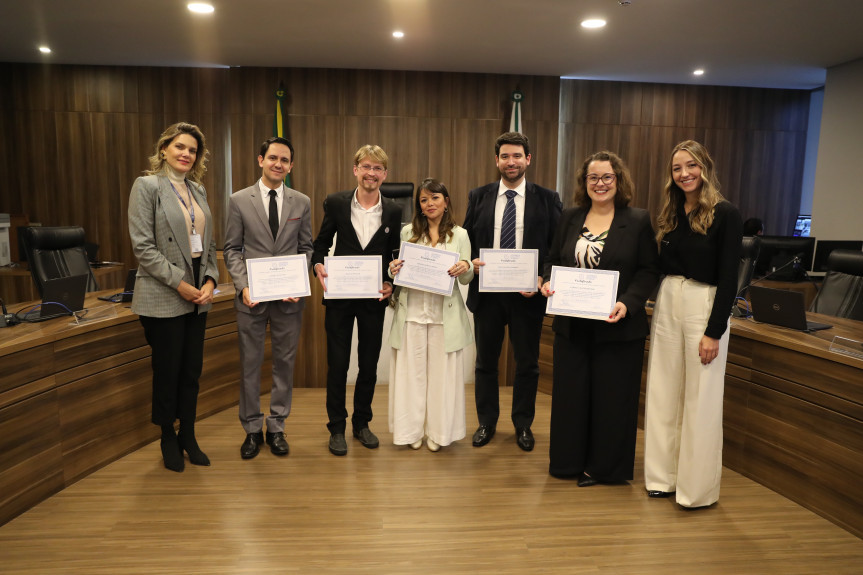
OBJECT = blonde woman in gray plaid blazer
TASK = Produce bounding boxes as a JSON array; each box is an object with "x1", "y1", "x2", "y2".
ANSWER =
[{"x1": 128, "y1": 122, "x2": 219, "y2": 473}]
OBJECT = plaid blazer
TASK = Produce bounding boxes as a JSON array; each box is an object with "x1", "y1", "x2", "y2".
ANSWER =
[{"x1": 128, "y1": 174, "x2": 219, "y2": 317}]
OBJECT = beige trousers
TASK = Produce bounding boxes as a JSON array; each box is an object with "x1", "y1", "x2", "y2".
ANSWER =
[
  {"x1": 388, "y1": 322, "x2": 466, "y2": 447},
  {"x1": 644, "y1": 276, "x2": 729, "y2": 507}
]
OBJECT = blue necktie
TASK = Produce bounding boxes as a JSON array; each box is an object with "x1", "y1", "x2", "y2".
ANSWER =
[{"x1": 500, "y1": 189, "x2": 517, "y2": 250}]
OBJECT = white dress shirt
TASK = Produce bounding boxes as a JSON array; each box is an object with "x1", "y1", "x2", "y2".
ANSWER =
[
  {"x1": 493, "y1": 179, "x2": 526, "y2": 249},
  {"x1": 350, "y1": 189, "x2": 383, "y2": 249},
  {"x1": 258, "y1": 179, "x2": 284, "y2": 221}
]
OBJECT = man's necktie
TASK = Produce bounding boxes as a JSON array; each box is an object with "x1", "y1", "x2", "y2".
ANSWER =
[
  {"x1": 500, "y1": 189, "x2": 517, "y2": 250},
  {"x1": 268, "y1": 190, "x2": 279, "y2": 240}
]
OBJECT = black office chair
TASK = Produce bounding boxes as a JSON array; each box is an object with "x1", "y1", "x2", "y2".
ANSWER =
[
  {"x1": 23, "y1": 226, "x2": 99, "y2": 298},
  {"x1": 737, "y1": 236, "x2": 761, "y2": 296},
  {"x1": 809, "y1": 249, "x2": 863, "y2": 320},
  {"x1": 731, "y1": 236, "x2": 761, "y2": 317},
  {"x1": 380, "y1": 182, "x2": 415, "y2": 226}
]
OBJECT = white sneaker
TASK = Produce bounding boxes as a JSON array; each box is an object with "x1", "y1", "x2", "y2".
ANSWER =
[
  {"x1": 410, "y1": 439, "x2": 423, "y2": 450},
  {"x1": 427, "y1": 437, "x2": 440, "y2": 452}
]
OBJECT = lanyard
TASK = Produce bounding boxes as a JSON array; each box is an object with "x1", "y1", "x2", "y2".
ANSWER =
[{"x1": 169, "y1": 181, "x2": 196, "y2": 232}]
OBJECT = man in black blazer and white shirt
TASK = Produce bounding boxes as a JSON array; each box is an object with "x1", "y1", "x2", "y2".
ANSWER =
[
  {"x1": 463, "y1": 132, "x2": 562, "y2": 451},
  {"x1": 312, "y1": 145, "x2": 402, "y2": 456}
]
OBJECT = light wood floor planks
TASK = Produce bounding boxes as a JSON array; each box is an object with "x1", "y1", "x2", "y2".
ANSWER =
[{"x1": 1, "y1": 385, "x2": 861, "y2": 574}]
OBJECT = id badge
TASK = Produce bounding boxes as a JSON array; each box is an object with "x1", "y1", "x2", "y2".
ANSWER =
[{"x1": 189, "y1": 231, "x2": 203, "y2": 253}]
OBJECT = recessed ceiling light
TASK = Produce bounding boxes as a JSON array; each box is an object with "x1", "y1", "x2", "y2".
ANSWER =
[
  {"x1": 581, "y1": 19, "x2": 607, "y2": 29},
  {"x1": 38, "y1": 46, "x2": 52, "y2": 54},
  {"x1": 693, "y1": 69, "x2": 705, "y2": 76},
  {"x1": 188, "y1": 3, "x2": 215, "y2": 14},
  {"x1": 393, "y1": 31, "x2": 404, "y2": 39}
]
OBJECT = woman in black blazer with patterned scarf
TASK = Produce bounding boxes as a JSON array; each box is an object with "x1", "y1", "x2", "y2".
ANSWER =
[{"x1": 541, "y1": 151, "x2": 659, "y2": 485}]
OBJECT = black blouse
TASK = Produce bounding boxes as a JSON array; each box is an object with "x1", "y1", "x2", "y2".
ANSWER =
[{"x1": 659, "y1": 200, "x2": 743, "y2": 339}]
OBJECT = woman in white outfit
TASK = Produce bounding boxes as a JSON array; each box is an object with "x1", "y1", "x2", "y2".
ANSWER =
[
  {"x1": 643, "y1": 140, "x2": 742, "y2": 508},
  {"x1": 388, "y1": 178, "x2": 474, "y2": 451}
]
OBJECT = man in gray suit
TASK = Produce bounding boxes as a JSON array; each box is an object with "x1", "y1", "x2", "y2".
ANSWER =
[{"x1": 224, "y1": 137, "x2": 313, "y2": 459}]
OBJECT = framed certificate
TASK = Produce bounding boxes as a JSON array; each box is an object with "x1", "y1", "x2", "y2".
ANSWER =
[
  {"x1": 393, "y1": 241, "x2": 458, "y2": 296},
  {"x1": 478, "y1": 248, "x2": 539, "y2": 292},
  {"x1": 545, "y1": 266, "x2": 619, "y2": 320},
  {"x1": 246, "y1": 255, "x2": 311, "y2": 303},
  {"x1": 323, "y1": 255, "x2": 383, "y2": 299}
]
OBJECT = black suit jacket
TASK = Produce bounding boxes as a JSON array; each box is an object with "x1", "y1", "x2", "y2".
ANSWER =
[
  {"x1": 542, "y1": 206, "x2": 659, "y2": 342},
  {"x1": 311, "y1": 189, "x2": 403, "y2": 307},
  {"x1": 462, "y1": 180, "x2": 562, "y2": 313}
]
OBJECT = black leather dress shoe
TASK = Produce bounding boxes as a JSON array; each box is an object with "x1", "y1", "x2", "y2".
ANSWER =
[
  {"x1": 266, "y1": 431, "x2": 289, "y2": 456},
  {"x1": 472, "y1": 425, "x2": 496, "y2": 447},
  {"x1": 516, "y1": 427, "x2": 535, "y2": 451},
  {"x1": 577, "y1": 473, "x2": 598, "y2": 487},
  {"x1": 353, "y1": 427, "x2": 380, "y2": 449},
  {"x1": 647, "y1": 490, "x2": 676, "y2": 498},
  {"x1": 240, "y1": 431, "x2": 264, "y2": 460},
  {"x1": 329, "y1": 433, "x2": 348, "y2": 456}
]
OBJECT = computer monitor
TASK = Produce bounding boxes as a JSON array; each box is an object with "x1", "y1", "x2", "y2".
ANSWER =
[
  {"x1": 812, "y1": 240, "x2": 863, "y2": 272},
  {"x1": 792, "y1": 214, "x2": 811, "y2": 237},
  {"x1": 753, "y1": 235, "x2": 816, "y2": 280}
]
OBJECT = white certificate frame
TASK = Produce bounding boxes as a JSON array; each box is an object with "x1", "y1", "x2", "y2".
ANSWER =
[
  {"x1": 545, "y1": 266, "x2": 620, "y2": 320},
  {"x1": 323, "y1": 255, "x2": 383, "y2": 299},
  {"x1": 393, "y1": 241, "x2": 458, "y2": 296},
  {"x1": 478, "y1": 248, "x2": 539, "y2": 293},
  {"x1": 246, "y1": 255, "x2": 311, "y2": 303}
]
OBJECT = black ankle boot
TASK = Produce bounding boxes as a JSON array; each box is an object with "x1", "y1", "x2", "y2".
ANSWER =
[
  {"x1": 178, "y1": 421, "x2": 210, "y2": 466},
  {"x1": 160, "y1": 425, "x2": 184, "y2": 472}
]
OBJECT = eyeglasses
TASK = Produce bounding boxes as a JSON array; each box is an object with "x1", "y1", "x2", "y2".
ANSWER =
[
  {"x1": 586, "y1": 174, "x2": 616, "y2": 185},
  {"x1": 358, "y1": 164, "x2": 386, "y2": 174}
]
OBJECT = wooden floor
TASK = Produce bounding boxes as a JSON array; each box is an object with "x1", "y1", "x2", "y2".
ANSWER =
[{"x1": 1, "y1": 386, "x2": 861, "y2": 574}]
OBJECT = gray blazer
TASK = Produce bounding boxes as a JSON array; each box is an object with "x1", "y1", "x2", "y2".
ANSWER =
[
  {"x1": 223, "y1": 182, "x2": 313, "y2": 315},
  {"x1": 128, "y1": 174, "x2": 219, "y2": 317}
]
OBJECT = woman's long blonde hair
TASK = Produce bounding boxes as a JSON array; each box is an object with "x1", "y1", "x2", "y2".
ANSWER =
[
  {"x1": 146, "y1": 122, "x2": 209, "y2": 185},
  {"x1": 655, "y1": 140, "x2": 724, "y2": 244}
]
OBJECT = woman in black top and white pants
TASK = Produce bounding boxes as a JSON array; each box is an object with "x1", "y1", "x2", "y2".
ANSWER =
[{"x1": 643, "y1": 140, "x2": 742, "y2": 508}]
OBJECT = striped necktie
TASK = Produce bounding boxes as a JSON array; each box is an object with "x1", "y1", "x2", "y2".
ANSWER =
[{"x1": 500, "y1": 189, "x2": 517, "y2": 249}]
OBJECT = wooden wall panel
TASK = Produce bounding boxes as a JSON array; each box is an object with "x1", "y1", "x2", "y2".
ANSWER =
[{"x1": 558, "y1": 79, "x2": 810, "y2": 231}]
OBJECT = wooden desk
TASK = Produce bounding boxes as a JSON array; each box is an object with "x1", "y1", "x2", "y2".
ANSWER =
[
  {"x1": 540, "y1": 311, "x2": 863, "y2": 538},
  {"x1": 0, "y1": 285, "x2": 256, "y2": 526},
  {"x1": 0, "y1": 263, "x2": 127, "y2": 304},
  {"x1": 720, "y1": 313, "x2": 863, "y2": 538}
]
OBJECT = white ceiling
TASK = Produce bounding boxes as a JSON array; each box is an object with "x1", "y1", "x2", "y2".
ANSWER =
[{"x1": 2, "y1": 0, "x2": 862, "y2": 89}]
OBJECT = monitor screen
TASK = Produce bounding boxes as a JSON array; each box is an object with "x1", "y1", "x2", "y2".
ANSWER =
[
  {"x1": 754, "y1": 235, "x2": 816, "y2": 280},
  {"x1": 812, "y1": 240, "x2": 863, "y2": 272},
  {"x1": 793, "y1": 214, "x2": 811, "y2": 237}
]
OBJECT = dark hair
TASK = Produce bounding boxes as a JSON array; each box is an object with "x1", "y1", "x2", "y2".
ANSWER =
[
  {"x1": 409, "y1": 178, "x2": 456, "y2": 244},
  {"x1": 573, "y1": 150, "x2": 634, "y2": 208},
  {"x1": 743, "y1": 218, "x2": 763, "y2": 236},
  {"x1": 259, "y1": 137, "x2": 295, "y2": 162},
  {"x1": 495, "y1": 132, "x2": 530, "y2": 157}
]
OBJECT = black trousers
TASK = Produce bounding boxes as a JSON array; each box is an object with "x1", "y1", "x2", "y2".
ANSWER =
[
  {"x1": 548, "y1": 327, "x2": 644, "y2": 481},
  {"x1": 473, "y1": 292, "x2": 545, "y2": 429},
  {"x1": 140, "y1": 310, "x2": 208, "y2": 426},
  {"x1": 324, "y1": 300, "x2": 386, "y2": 434}
]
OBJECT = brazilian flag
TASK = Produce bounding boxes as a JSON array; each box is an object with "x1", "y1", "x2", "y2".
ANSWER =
[{"x1": 274, "y1": 86, "x2": 291, "y2": 188}]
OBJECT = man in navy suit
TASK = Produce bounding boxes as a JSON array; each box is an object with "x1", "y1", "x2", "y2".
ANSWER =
[
  {"x1": 312, "y1": 145, "x2": 402, "y2": 456},
  {"x1": 463, "y1": 132, "x2": 562, "y2": 451}
]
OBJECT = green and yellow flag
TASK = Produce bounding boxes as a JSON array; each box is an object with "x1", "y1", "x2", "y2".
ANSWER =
[{"x1": 274, "y1": 85, "x2": 291, "y2": 188}]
